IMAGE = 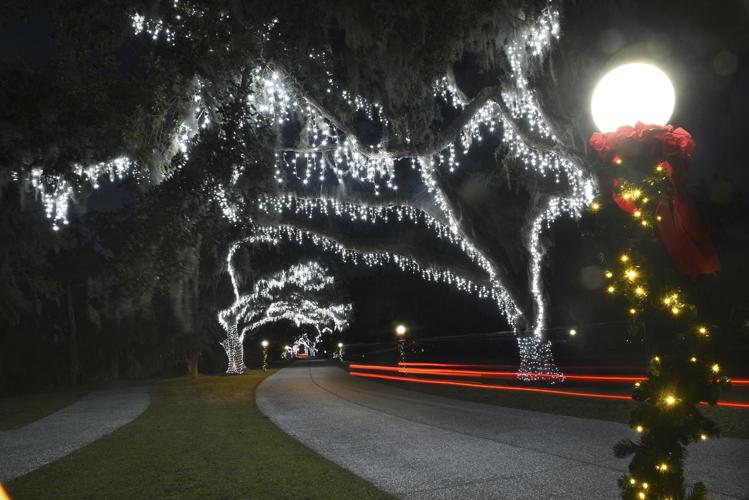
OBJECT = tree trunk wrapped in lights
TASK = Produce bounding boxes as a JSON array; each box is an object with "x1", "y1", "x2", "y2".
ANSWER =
[
  {"x1": 220, "y1": 328, "x2": 247, "y2": 375},
  {"x1": 590, "y1": 123, "x2": 730, "y2": 499}
]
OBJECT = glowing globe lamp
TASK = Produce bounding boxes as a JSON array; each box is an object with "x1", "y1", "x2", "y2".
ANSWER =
[{"x1": 591, "y1": 62, "x2": 675, "y2": 132}]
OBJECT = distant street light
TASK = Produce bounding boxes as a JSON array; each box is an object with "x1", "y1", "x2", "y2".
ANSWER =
[
  {"x1": 395, "y1": 324, "x2": 407, "y2": 336},
  {"x1": 569, "y1": 329, "x2": 577, "y2": 337},
  {"x1": 337, "y1": 342, "x2": 344, "y2": 363}
]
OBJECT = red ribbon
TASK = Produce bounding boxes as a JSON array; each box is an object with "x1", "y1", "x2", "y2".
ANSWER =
[{"x1": 590, "y1": 123, "x2": 719, "y2": 279}]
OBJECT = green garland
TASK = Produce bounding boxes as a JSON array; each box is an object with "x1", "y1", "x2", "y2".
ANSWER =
[{"x1": 588, "y1": 126, "x2": 730, "y2": 499}]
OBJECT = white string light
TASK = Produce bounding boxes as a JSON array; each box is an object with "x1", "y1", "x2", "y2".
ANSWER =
[
  {"x1": 18, "y1": 80, "x2": 206, "y2": 228},
  {"x1": 25, "y1": 157, "x2": 136, "y2": 230},
  {"x1": 256, "y1": 194, "x2": 499, "y2": 282},
  {"x1": 433, "y1": 75, "x2": 467, "y2": 110}
]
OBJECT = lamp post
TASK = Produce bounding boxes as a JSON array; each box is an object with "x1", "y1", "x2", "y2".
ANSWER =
[
  {"x1": 588, "y1": 62, "x2": 725, "y2": 498},
  {"x1": 261, "y1": 340, "x2": 269, "y2": 371},
  {"x1": 337, "y1": 342, "x2": 344, "y2": 362},
  {"x1": 395, "y1": 324, "x2": 407, "y2": 364}
]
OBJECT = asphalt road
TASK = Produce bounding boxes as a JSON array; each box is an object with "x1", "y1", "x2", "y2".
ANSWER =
[
  {"x1": 257, "y1": 360, "x2": 749, "y2": 499},
  {"x1": 0, "y1": 387, "x2": 150, "y2": 481}
]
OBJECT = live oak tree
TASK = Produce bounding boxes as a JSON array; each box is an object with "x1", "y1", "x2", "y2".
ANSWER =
[
  {"x1": 218, "y1": 260, "x2": 351, "y2": 373},
  {"x1": 6, "y1": 0, "x2": 591, "y2": 380}
]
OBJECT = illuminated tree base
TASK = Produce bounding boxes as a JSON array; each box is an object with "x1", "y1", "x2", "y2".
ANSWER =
[
  {"x1": 221, "y1": 336, "x2": 246, "y2": 375},
  {"x1": 516, "y1": 337, "x2": 564, "y2": 383}
]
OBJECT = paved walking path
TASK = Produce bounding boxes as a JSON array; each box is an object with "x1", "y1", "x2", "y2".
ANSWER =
[
  {"x1": 257, "y1": 360, "x2": 749, "y2": 499},
  {"x1": 0, "y1": 387, "x2": 150, "y2": 481}
]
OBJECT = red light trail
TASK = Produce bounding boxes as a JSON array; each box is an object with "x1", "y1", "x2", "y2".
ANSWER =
[
  {"x1": 398, "y1": 361, "x2": 647, "y2": 371},
  {"x1": 393, "y1": 362, "x2": 749, "y2": 386},
  {"x1": 350, "y1": 364, "x2": 645, "y2": 383},
  {"x1": 349, "y1": 371, "x2": 633, "y2": 401},
  {"x1": 714, "y1": 401, "x2": 749, "y2": 409},
  {"x1": 348, "y1": 365, "x2": 749, "y2": 409},
  {"x1": 398, "y1": 362, "x2": 517, "y2": 369}
]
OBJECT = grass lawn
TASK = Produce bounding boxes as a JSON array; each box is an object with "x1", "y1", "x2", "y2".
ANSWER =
[
  {"x1": 0, "y1": 391, "x2": 84, "y2": 430},
  {"x1": 368, "y1": 376, "x2": 749, "y2": 439},
  {"x1": 7, "y1": 372, "x2": 391, "y2": 500}
]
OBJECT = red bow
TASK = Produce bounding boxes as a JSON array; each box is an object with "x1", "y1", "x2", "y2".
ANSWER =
[{"x1": 590, "y1": 123, "x2": 719, "y2": 279}]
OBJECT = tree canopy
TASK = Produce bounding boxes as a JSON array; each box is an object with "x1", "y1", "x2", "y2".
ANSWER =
[{"x1": 1, "y1": 0, "x2": 748, "y2": 392}]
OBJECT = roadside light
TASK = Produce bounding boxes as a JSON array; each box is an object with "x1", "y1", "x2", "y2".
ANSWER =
[
  {"x1": 336, "y1": 342, "x2": 345, "y2": 363},
  {"x1": 260, "y1": 340, "x2": 269, "y2": 371},
  {"x1": 395, "y1": 324, "x2": 407, "y2": 336}
]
